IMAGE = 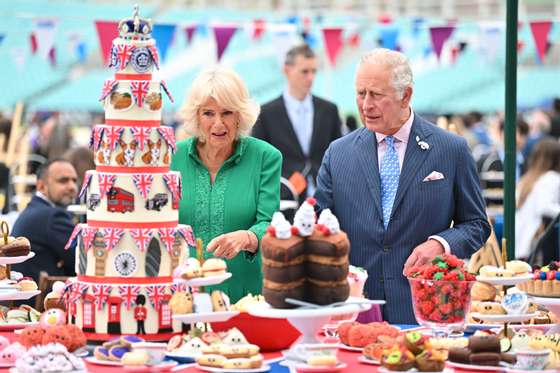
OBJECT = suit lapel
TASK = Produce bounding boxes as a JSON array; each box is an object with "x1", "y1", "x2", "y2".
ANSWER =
[
  {"x1": 356, "y1": 129, "x2": 383, "y2": 219},
  {"x1": 391, "y1": 116, "x2": 433, "y2": 218},
  {"x1": 279, "y1": 96, "x2": 306, "y2": 159},
  {"x1": 309, "y1": 96, "x2": 322, "y2": 157}
]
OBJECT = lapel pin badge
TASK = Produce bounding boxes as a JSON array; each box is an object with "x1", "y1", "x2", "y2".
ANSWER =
[{"x1": 416, "y1": 136, "x2": 430, "y2": 150}]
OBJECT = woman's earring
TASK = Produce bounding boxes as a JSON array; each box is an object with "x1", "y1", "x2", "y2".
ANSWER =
[{"x1": 236, "y1": 121, "x2": 240, "y2": 129}]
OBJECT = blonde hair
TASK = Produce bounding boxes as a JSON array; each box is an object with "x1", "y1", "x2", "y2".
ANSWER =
[
  {"x1": 358, "y1": 48, "x2": 413, "y2": 99},
  {"x1": 179, "y1": 66, "x2": 260, "y2": 139}
]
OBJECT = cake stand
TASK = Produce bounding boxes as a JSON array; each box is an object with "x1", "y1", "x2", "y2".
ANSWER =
[
  {"x1": 475, "y1": 274, "x2": 533, "y2": 286},
  {"x1": 173, "y1": 272, "x2": 232, "y2": 288},
  {"x1": 528, "y1": 296, "x2": 560, "y2": 334},
  {"x1": 247, "y1": 299, "x2": 381, "y2": 345}
]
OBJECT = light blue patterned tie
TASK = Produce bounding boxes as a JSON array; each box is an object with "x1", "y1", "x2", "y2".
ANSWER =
[{"x1": 380, "y1": 136, "x2": 400, "y2": 229}]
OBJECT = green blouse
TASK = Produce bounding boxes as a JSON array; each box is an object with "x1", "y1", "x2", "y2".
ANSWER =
[{"x1": 170, "y1": 136, "x2": 282, "y2": 302}]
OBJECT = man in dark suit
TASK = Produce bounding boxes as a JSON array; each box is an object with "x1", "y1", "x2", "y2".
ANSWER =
[
  {"x1": 12, "y1": 159, "x2": 78, "y2": 283},
  {"x1": 315, "y1": 48, "x2": 491, "y2": 323},
  {"x1": 253, "y1": 44, "x2": 342, "y2": 204}
]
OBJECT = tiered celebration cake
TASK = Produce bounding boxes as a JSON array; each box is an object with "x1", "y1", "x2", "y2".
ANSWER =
[{"x1": 64, "y1": 7, "x2": 195, "y2": 341}]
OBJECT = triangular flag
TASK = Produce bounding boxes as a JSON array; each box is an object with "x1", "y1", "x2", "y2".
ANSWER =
[
  {"x1": 212, "y1": 25, "x2": 237, "y2": 61},
  {"x1": 322, "y1": 27, "x2": 344, "y2": 66},
  {"x1": 48, "y1": 47, "x2": 56, "y2": 67},
  {"x1": 347, "y1": 33, "x2": 360, "y2": 48},
  {"x1": 0, "y1": 35, "x2": 4, "y2": 47},
  {"x1": 33, "y1": 18, "x2": 58, "y2": 60},
  {"x1": 185, "y1": 24, "x2": 196, "y2": 44},
  {"x1": 152, "y1": 24, "x2": 176, "y2": 62},
  {"x1": 10, "y1": 47, "x2": 25, "y2": 72},
  {"x1": 429, "y1": 26, "x2": 455, "y2": 60},
  {"x1": 412, "y1": 17, "x2": 424, "y2": 38},
  {"x1": 29, "y1": 32, "x2": 38, "y2": 54},
  {"x1": 94, "y1": 20, "x2": 119, "y2": 66},
  {"x1": 529, "y1": 21, "x2": 552, "y2": 62},
  {"x1": 380, "y1": 27, "x2": 399, "y2": 50},
  {"x1": 253, "y1": 19, "x2": 266, "y2": 40}
]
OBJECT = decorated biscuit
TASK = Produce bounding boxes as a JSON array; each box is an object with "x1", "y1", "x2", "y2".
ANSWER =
[{"x1": 502, "y1": 293, "x2": 528, "y2": 315}]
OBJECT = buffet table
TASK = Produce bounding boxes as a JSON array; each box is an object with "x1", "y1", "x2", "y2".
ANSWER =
[{"x1": 0, "y1": 330, "x2": 489, "y2": 373}]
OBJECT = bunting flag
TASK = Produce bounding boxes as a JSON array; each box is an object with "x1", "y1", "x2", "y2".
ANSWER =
[
  {"x1": 90, "y1": 126, "x2": 105, "y2": 150},
  {"x1": 118, "y1": 285, "x2": 141, "y2": 310},
  {"x1": 78, "y1": 172, "x2": 93, "y2": 200},
  {"x1": 29, "y1": 33, "x2": 38, "y2": 54},
  {"x1": 105, "y1": 126, "x2": 123, "y2": 150},
  {"x1": 99, "y1": 79, "x2": 117, "y2": 101},
  {"x1": 178, "y1": 225, "x2": 196, "y2": 247},
  {"x1": 132, "y1": 174, "x2": 154, "y2": 199},
  {"x1": 81, "y1": 227, "x2": 98, "y2": 251},
  {"x1": 147, "y1": 45, "x2": 159, "y2": 69},
  {"x1": 380, "y1": 27, "x2": 400, "y2": 50},
  {"x1": 48, "y1": 47, "x2": 56, "y2": 67},
  {"x1": 322, "y1": 27, "x2": 344, "y2": 66},
  {"x1": 10, "y1": 47, "x2": 26, "y2": 72},
  {"x1": 98, "y1": 173, "x2": 116, "y2": 197},
  {"x1": 529, "y1": 21, "x2": 552, "y2": 62},
  {"x1": 152, "y1": 24, "x2": 176, "y2": 62},
  {"x1": 94, "y1": 20, "x2": 119, "y2": 65},
  {"x1": 146, "y1": 285, "x2": 166, "y2": 309},
  {"x1": 131, "y1": 127, "x2": 152, "y2": 151},
  {"x1": 160, "y1": 81, "x2": 174, "y2": 103},
  {"x1": 170, "y1": 282, "x2": 187, "y2": 293},
  {"x1": 33, "y1": 18, "x2": 58, "y2": 60},
  {"x1": 158, "y1": 228, "x2": 176, "y2": 253},
  {"x1": 70, "y1": 283, "x2": 89, "y2": 303},
  {"x1": 157, "y1": 127, "x2": 176, "y2": 152},
  {"x1": 163, "y1": 173, "x2": 180, "y2": 202},
  {"x1": 64, "y1": 224, "x2": 83, "y2": 251},
  {"x1": 185, "y1": 25, "x2": 197, "y2": 44},
  {"x1": 479, "y1": 25, "x2": 502, "y2": 64},
  {"x1": 0, "y1": 35, "x2": 4, "y2": 47},
  {"x1": 411, "y1": 17, "x2": 424, "y2": 38},
  {"x1": 103, "y1": 227, "x2": 125, "y2": 251},
  {"x1": 131, "y1": 81, "x2": 150, "y2": 108},
  {"x1": 130, "y1": 228, "x2": 153, "y2": 252},
  {"x1": 213, "y1": 25, "x2": 237, "y2": 61},
  {"x1": 253, "y1": 19, "x2": 266, "y2": 40},
  {"x1": 347, "y1": 32, "x2": 361, "y2": 48},
  {"x1": 429, "y1": 26, "x2": 455, "y2": 60},
  {"x1": 62, "y1": 281, "x2": 73, "y2": 303},
  {"x1": 67, "y1": 32, "x2": 87, "y2": 63},
  {"x1": 92, "y1": 284, "x2": 112, "y2": 310}
]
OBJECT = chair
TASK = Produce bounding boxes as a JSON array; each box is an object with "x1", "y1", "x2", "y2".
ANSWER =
[
  {"x1": 35, "y1": 271, "x2": 69, "y2": 312},
  {"x1": 528, "y1": 214, "x2": 560, "y2": 267},
  {"x1": 280, "y1": 177, "x2": 299, "y2": 221},
  {"x1": 468, "y1": 216, "x2": 503, "y2": 274}
]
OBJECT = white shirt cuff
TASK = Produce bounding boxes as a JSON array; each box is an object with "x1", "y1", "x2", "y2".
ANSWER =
[{"x1": 428, "y1": 235, "x2": 451, "y2": 254}]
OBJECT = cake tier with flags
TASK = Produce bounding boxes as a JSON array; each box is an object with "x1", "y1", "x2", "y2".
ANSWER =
[{"x1": 64, "y1": 5, "x2": 191, "y2": 342}]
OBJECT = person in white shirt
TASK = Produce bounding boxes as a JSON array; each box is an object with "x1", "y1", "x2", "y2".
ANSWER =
[{"x1": 516, "y1": 139, "x2": 560, "y2": 259}]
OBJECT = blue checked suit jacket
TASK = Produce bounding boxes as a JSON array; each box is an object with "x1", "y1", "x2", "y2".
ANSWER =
[{"x1": 315, "y1": 114, "x2": 491, "y2": 324}]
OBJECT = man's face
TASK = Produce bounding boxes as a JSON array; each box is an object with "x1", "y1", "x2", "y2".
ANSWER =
[
  {"x1": 355, "y1": 62, "x2": 412, "y2": 135},
  {"x1": 38, "y1": 162, "x2": 78, "y2": 207},
  {"x1": 284, "y1": 55, "x2": 317, "y2": 98}
]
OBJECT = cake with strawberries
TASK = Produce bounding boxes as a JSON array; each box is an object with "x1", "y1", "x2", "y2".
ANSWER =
[{"x1": 63, "y1": 6, "x2": 195, "y2": 341}]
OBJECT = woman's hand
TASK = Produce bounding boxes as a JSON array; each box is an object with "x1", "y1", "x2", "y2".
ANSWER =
[{"x1": 206, "y1": 230, "x2": 257, "y2": 260}]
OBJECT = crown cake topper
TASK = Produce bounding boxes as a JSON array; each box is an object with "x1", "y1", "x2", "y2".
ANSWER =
[{"x1": 118, "y1": 4, "x2": 153, "y2": 40}]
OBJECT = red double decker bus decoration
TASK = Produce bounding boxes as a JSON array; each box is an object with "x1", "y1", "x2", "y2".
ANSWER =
[{"x1": 107, "y1": 187, "x2": 135, "y2": 213}]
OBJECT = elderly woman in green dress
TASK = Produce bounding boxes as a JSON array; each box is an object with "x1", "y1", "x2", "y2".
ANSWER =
[{"x1": 171, "y1": 67, "x2": 282, "y2": 302}]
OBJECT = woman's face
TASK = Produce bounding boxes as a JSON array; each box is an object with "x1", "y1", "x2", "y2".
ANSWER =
[{"x1": 197, "y1": 97, "x2": 238, "y2": 148}]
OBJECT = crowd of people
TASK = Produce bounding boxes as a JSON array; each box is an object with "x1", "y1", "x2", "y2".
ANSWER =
[{"x1": 1, "y1": 46, "x2": 560, "y2": 323}]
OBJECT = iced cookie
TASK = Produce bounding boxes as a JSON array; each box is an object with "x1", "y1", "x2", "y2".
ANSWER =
[{"x1": 478, "y1": 302, "x2": 506, "y2": 315}]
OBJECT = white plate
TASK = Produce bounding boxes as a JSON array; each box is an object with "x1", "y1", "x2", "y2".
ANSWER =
[
  {"x1": 172, "y1": 310, "x2": 239, "y2": 324},
  {"x1": 470, "y1": 312, "x2": 539, "y2": 323},
  {"x1": 295, "y1": 362, "x2": 347, "y2": 372},
  {"x1": 164, "y1": 351, "x2": 198, "y2": 362},
  {"x1": 0, "y1": 321, "x2": 38, "y2": 331},
  {"x1": 174, "y1": 272, "x2": 232, "y2": 287},
  {"x1": 465, "y1": 323, "x2": 554, "y2": 332},
  {"x1": 84, "y1": 356, "x2": 122, "y2": 366},
  {"x1": 194, "y1": 363, "x2": 270, "y2": 372},
  {"x1": 357, "y1": 356, "x2": 380, "y2": 365},
  {"x1": 0, "y1": 362, "x2": 15, "y2": 368},
  {"x1": 0, "y1": 290, "x2": 40, "y2": 301},
  {"x1": 475, "y1": 274, "x2": 533, "y2": 286},
  {"x1": 122, "y1": 361, "x2": 178, "y2": 372},
  {"x1": 378, "y1": 368, "x2": 452, "y2": 373},
  {"x1": 10, "y1": 369, "x2": 85, "y2": 373},
  {"x1": 529, "y1": 296, "x2": 560, "y2": 305},
  {"x1": 338, "y1": 344, "x2": 363, "y2": 352},
  {"x1": 447, "y1": 361, "x2": 504, "y2": 371},
  {"x1": 503, "y1": 367, "x2": 556, "y2": 373},
  {"x1": 247, "y1": 300, "x2": 380, "y2": 319},
  {"x1": 0, "y1": 252, "x2": 35, "y2": 265}
]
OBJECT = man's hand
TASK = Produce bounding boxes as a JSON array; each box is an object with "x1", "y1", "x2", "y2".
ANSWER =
[
  {"x1": 403, "y1": 239, "x2": 445, "y2": 275},
  {"x1": 206, "y1": 231, "x2": 250, "y2": 260}
]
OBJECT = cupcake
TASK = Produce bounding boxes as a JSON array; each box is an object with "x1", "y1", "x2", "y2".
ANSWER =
[
  {"x1": 381, "y1": 347, "x2": 415, "y2": 371},
  {"x1": 348, "y1": 265, "x2": 368, "y2": 298},
  {"x1": 415, "y1": 349, "x2": 446, "y2": 372},
  {"x1": 404, "y1": 331, "x2": 427, "y2": 355}
]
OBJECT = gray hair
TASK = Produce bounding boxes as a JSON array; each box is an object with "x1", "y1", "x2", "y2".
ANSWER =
[
  {"x1": 178, "y1": 66, "x2": 260, "y2": 139},
  {"x1": 358, "y1": 48, "x2": 414, "y2": 99}
]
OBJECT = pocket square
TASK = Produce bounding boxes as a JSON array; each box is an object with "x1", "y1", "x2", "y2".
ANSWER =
[{"x1": 423, "y1": 171, "x2": 445, "y2": 182}]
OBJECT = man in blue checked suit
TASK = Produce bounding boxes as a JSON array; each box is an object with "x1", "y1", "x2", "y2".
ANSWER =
[{"x1": 315, "y1": 49, "x2": 491, "y2": 324}]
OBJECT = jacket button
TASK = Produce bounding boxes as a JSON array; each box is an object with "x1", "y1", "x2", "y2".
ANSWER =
[
  {"x1": 379, "y1": 277, "x2": 384, "y2": 284},
  {"x1": 383, "y1": 246, "x2": 391, "y2": 252}
]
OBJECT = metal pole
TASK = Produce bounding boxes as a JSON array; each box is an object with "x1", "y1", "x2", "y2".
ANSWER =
[{"x1": 504, "y1": 0, "x2": 518, "y2": 260}]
